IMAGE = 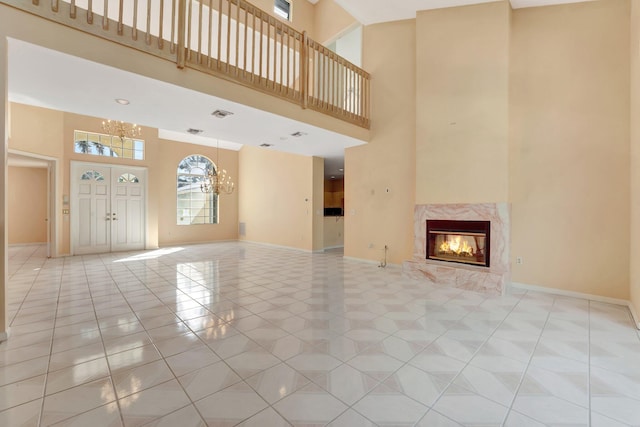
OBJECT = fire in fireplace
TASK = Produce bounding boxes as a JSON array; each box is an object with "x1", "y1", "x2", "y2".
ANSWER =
[{"x1": 426, "y1": 220, "x2": 490, "y2": 267}]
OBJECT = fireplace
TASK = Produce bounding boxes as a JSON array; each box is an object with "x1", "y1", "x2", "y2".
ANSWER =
[
  {"x1": 427, "y1": 220, "x2": 490, "y2": 267},
  {"x1": 404, "y1": 203, "x2": 509, "y2": 295}
]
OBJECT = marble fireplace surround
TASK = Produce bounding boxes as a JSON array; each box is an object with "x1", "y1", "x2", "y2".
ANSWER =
[{"x1": 403, "y1": 203, "x2": 510, "y2": 295}]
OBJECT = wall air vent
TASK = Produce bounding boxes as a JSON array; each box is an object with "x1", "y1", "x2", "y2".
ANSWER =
[{"x1": 211, "y1": 109, "x2": 234, "y2": 119}]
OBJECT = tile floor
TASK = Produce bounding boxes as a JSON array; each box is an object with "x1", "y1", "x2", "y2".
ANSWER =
[{"x1": 1, "y1": 243, "x2": 639, "y2": 426}]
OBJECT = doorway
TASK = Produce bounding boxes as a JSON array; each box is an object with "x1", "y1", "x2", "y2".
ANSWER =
[
  {"x1": 7, "y1": 150, "x2": 57, "y2": 258},
  {"x1": 71, "y1": 161, "x2": 146, "y2": 255}
]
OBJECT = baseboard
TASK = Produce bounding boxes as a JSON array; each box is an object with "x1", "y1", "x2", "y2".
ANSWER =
[
  {"x1": 157, "y1": 239, "x2": 239, "y2": 248},
  {"x1": 511, "y1": 282, "x2": 640, "y2": 330},
  {"x1": 510, "y1": 282, "x2": 630, "y2": 306},
  {"x1": 323, "y1": 245, "x2": 344, "y2": 251},
  {"x1": 629, "y1": 302, "x2": 640, "y2": 330},
  {"x1": 8, "y1": 243, "x2": 46, "y2": 247},
  {"x1": 239, "y1": 240, "x2": 314, "y2": 253},
  {"x1": 342, "y1": 256, "x2": 401, "y2": 269},
  {"x1": 0, "y1": 328, "x2": 10, "y2": 343}
]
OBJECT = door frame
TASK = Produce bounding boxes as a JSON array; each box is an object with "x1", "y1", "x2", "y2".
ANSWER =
[
  {"x1": 8, "y1": 149, "x2": 58, "y2": 258},
  {"x1": 70, "y1": 160, "x2": 148, "y2": 255}
]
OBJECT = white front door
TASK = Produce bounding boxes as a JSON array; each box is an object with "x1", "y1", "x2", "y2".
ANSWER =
[
  {"x1": 72, "y1": 162, "x2": 146, "y2": 255},
  {"x1": 110, "y1": 167, "x2": 145, "y2": 252}
]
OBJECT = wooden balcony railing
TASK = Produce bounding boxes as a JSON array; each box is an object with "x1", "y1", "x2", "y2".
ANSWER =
[{"x1": 1, "y1": 0, "x2": 371, "y2": 128}]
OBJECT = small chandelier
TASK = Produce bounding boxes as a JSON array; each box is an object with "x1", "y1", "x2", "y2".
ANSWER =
[
  {"x1": 201, "y1": 141, "x2": 235, "y2": 195},
  {"x1": 102, "y1": 120, "x2": 141, "y2": 141}
]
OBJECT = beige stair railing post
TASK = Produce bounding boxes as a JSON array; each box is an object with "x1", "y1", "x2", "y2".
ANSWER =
[{"x1": 176, "y1": 0, "x2": 187, "y2": 69}]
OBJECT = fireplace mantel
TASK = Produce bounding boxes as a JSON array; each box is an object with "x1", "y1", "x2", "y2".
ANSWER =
[{"x1": 403, "y1": 203, "x2": 510, "y2": 295}]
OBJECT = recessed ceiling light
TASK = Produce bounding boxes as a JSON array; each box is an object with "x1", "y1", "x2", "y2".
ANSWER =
[
  {"x1": 260, "y1": 143, "x2": 273, "y2": 147},
  {"x1": 290, "y1": 131, "x2": 307, "y2": 138},
  {"x1": 115, "y1": 98, "x2": 130, "y2": 105},
  {"x1": 211, "y1": 109, "x2": 234, "y2": 119},
  {"x1": 187, "y1": 128, "x2": 204, "y2": 135}
]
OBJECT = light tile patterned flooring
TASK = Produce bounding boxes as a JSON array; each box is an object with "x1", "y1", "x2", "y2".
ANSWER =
[{"x1": 1, "y1": 243, "x2": 640, "y2": 426}]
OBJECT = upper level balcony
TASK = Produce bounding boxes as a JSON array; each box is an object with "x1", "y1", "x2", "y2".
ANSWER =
[{"x1": 2, "y1": 0, "x2": 370, "y2": 129}]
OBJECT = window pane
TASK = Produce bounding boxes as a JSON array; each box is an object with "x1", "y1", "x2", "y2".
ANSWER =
[
  {"x1": 274, "y1": 0, "x2": 290, "y2": 19},
  {"x1": 74, "y1": 130, "x2": 144, "y2": 160},
  {"x1": 177, "y1": 155, "x2": 218, "y2": 225}
]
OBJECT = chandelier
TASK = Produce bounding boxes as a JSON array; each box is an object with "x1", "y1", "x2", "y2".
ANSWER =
[
  {"x1": 102, "y1": 120, "x2": 141, "y2": 141},
  {"x1": 201, "y1": 141, "x2": 235, "y2": 195}
]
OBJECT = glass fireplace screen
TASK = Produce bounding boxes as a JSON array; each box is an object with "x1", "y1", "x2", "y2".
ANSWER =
[{"x1": 426, "y1": 220, "x2": 490, "y2": 267}]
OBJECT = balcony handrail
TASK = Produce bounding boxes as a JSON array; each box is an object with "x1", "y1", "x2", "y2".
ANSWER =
[{"x1": 1, "y1": 0, "x2": 371, "y2": 129}]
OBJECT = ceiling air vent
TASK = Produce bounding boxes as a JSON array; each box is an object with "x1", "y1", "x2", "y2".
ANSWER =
[
  {"x1": 187, "y1": 128, "x2": 204, "y2": 135},
  {"x1": 211, "y1": 109, "x2": 234, "y2": 119},
  {"x1": 290, "y1": 131, "x2": 307, "y2": 138},
  {"x1": 260, "y1": 143, "x2": 273, "y2": 147}
]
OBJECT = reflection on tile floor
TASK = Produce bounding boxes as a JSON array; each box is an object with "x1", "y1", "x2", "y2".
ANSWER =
[{"x1": 1, "y1": 243, "x2": 640, "y2": 426}]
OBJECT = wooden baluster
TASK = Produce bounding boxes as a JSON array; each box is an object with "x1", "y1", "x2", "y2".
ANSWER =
[
  {"x1": 102, "y1": 0, "x2": 108, "y2": 30},
  {"x1": 170, "y1": 0, "x2": 176, "y2": 53},
  {"x1": 133, "y1": 0, "x2": 138, "y2": 40},
  {"x1": 235, "y1": 0, "x2": 240, "y2": 75},
  {"x1": 118, "y1": 0, "x2": 124, "y2": 35},
  {"x1": 176, "y1": 0, "x2": 186, "y2": 68},
  {"x1": 87, "y1": 0, "x2": 93, "y2": 24},
  {"x1": 197, "y1": 0, "x2": 203, "y2": 63},
  {"x1": 207, "y1": 0, "x2": 213, "y2": 67},
  {"x1": 243, "y1": 3, "x2": 248, "y2": 76},
  {"x1": 146, "y1": 0, "x2": 152, "y2": 44},
  {"x1": 226, "y1": 0, "x2": 231, "y2": 71},
  {"x1": 186, "y1": 0, "x2": 192, "y2": 61},
  {"x1": 159, "y1": 0, "x2": 164, "y2": 49},
  {"x1": 217, "y1": 0, "x2": 222, "y2": 68}
]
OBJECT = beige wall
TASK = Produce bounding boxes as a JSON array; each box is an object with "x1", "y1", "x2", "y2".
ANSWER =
[
  {"x1": 345, "y1": 19, "x2": 416, "y2": 264},
  {"x1": 8, "y1": 103, "x2": 240, "y2": 253},
  {"x1": 8, "y1": 103, "x2": 64, "y2": 255},
  {"x1": 416, "y1": 1, "x2": 510, "y2": 204},
  {"x1": 312, "y1": 156, "x2": 325, "y2": 251},
  {"x1": 510, "y1": 0, "x2": 630, "y2": 299},
  {"x1": 154, "y1": 139, "x2": 239, "y2": 246},
  {"x1": 238, "y1": 145, "x2": 319, "y2": 251},
  {"x1": 314, "y1": 0, "x2": 357, "y2": 44},
  {"x1": 8, "y1": 167, "x2": 47, "y2": 244},
  {"x1": 1, "y1": 37, "x2": 7, "y2": 338},
  {"x1": 631, "y1": 0, "x2": 640, "y2": 322},
  {"x1": 323, "y1": 216, "x2": 344, "y2": 248}
]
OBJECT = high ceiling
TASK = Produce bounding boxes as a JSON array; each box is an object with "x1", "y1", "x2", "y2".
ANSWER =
[
  {"x1": 332, "y1": 0, "x2": 595, "y2": 25},
  {"x1": 7, "y1": 39, "x2": 364, "y2": 178},
  {"x1": 9, "y1": 0, "x2": 595, "y2": 177}
]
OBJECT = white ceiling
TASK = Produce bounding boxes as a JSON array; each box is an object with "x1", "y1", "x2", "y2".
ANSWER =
[
  {"x1": 7, "y1": 39, "x2": 365, "y2": 178},
  {"x1": 334, "y1": 0, "x2": 595, "y2": 25}
]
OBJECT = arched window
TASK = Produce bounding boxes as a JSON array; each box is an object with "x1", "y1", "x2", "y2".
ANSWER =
[
  {"x1": 118, "y1": 173, "x2": 139, "y2": 183},
  {"x1": 177, "y1": 155, "x2": 218, "y2": 225},
  {"x1": 80, "y1": 170, "x2": 105, "y2": 181}
]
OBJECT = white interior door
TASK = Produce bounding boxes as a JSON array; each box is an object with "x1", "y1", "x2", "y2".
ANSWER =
[{"x1": 72, "y1": 162, "x2": 146, "y2": 255}]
